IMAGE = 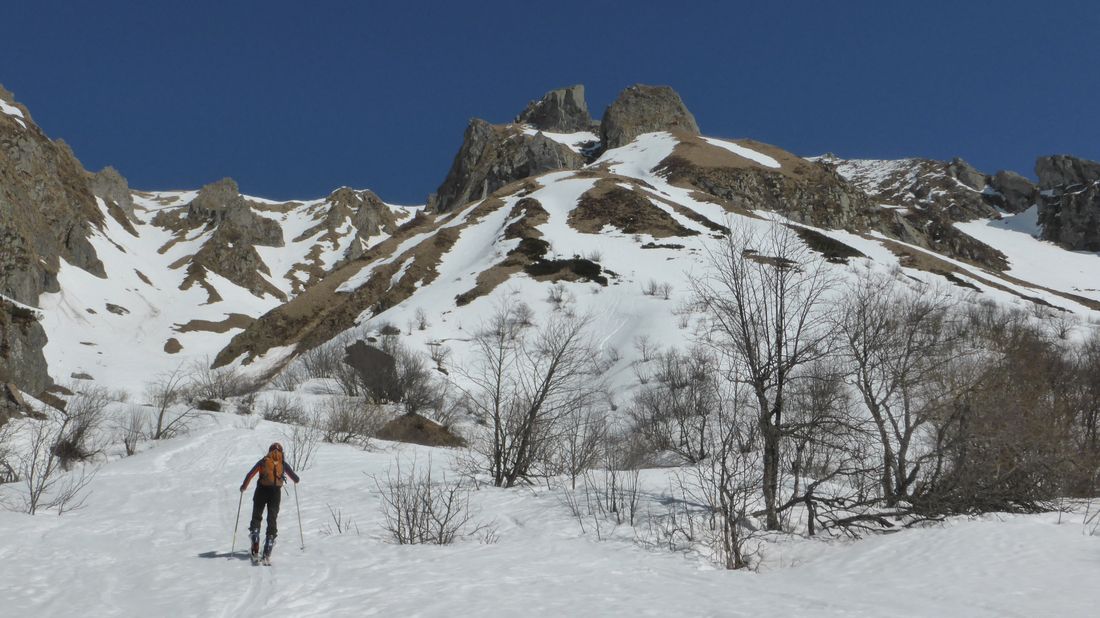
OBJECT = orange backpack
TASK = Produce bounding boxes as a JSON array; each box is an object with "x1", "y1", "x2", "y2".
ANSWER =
[{"x1": 259, "y1": 450, "x2": 284, "y2": 487}]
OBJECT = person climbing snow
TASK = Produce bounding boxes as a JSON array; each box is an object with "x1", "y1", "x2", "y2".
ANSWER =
[{"x1": 240, "y1": 442, "x2": 299, "y2": 565}]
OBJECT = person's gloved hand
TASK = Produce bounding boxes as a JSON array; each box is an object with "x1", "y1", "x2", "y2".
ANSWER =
[{"x1": 240, "y1": 485, "x2": 246, "y2": 493}]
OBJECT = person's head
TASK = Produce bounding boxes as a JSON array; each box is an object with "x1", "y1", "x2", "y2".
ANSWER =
[{"x1": 268, "y1": 442, "x2": 283, "y2": 454}]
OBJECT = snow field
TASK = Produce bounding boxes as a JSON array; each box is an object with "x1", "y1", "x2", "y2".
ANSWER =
[{"x1": 0, "y1": 403, "x2": 1097, "y2": 617}]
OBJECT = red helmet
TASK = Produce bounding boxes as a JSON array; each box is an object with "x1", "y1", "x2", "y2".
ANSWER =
[{"x1": 269, "y1": 442, "x2": 283, "y2": 453}]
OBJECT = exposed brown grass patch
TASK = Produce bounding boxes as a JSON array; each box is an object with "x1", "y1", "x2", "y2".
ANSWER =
[
  {"x1": 174, "y1": 313, "x2": 255, "y2": 334},
  {"x1": 163, "y1": 338, "x2": 182, "y2": 354},
  {"x1": 570, "y1": 179, "x2": 697, "y2": 238},
  {"x1": 376, "y1": 413, "x2": 466, "y2": 447}
]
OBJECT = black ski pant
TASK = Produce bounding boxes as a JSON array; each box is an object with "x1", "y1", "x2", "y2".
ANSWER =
[{"x1": 249, "y1": 484, "x2": 281, "y2": 538}]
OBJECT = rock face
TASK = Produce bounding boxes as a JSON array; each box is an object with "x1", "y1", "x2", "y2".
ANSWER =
[
  {"x1": 988, "y1": 170, "x2": 1037, "y2": 214},
  {"x1": 151, "y1": 178, "x2": 289, "y2": 299},
  {"x1": 431, "y1": 119, "x2": 584, "y2": 213},
  {"x1": 515, "y1": 85, "x2": 595, "y2": 133},
  {"x1": 1036, "y1": 155, "x2": 1100, "y2": 251},
  {"x1": 0, "y1": 84, "x2": 106, "y2": 396},
  {"x1": 600, "y1": 84, "x2": 699, "y2": 149},
  {"x1": 89, "y1": 166, "x2": 135, "y2": 219},
  {"x1": 322, "y1": 188, "x2": 399, "y2": 262}
]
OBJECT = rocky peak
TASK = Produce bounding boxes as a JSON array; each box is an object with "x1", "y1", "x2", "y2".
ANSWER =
[
  {"x1": 430, "y1": 118, "x2": 584, "y2": 213},
  {"x1": 946, "y1": 157, "x2": 987, "y2": 191},
  {"x1": 600, "y1": 84, "x2": 699, "y2": 150},
  {"x1": 1036, "y1": 155, "x2": 1100, "y2": 189},
  {"x1": 187, "y1": 178, "x2": 283, "y2": 247},
  {"x1": 515, "y1": 85, "x2": 595, "y2": 133},
  {"x1": 1035, "y1": 155, "x2": 1100, "y2": 251},
  {"x1": 89, "y1": 166, "x2": 135, "y2": 219}
]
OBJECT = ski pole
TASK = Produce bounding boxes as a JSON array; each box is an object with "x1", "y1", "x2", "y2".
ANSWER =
[
  {"x1": 230, "y1": 490, "x2": 244, "y2": 557},
  {"x1": 294, "y1": 483, "x2": 305, "y2": 550}
]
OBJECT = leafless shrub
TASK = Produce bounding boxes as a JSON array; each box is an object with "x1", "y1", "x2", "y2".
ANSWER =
[
  {"x1": 272, "y1": 363, "x2": 306, "y2": 392},
  {"x1": 372, "y1": 458, "x2": 490, "y2": 545},
  {"x1": 115, "y1": 406, "x2": 147, "y2": 457},
  {"x1": 261, "y1": 394, "x2": 307, "y2": 425},
  {"x1": 415, "y1": 308, "x2": 430, "y2": 331},
  {"x1": 52, "y1": 385, "x2": 110, "y2": 469},
  {"x1": 320, "y1": 504, "x2": 360, "y2": 536},
  {"x1": 283, "y1": 417, "x2": 322, "y2": 472},
  {"x1": 321, "y1": 397, "x2": 385, "y2": 446},
  {"x1": 189, "y1": 357, "x2": 258, "y2": 401},
  {"x1": 627, "y1": 346, "x2": 720, "y2": 465},
  {"x1": 642, "y1": 279, "x2": 673, "y2": 299},
  {"x1": 147, "y1": 366, "x2": 200, "y2": 440},
  {"x1": 0, "y1": 422, "x2": 17, "y2": 484},
  {"x1": 428, "y1": 341, "x2": 451, "y2": 368},
  {"x1": 546, "y1": 283, "x2": 570, "y2": 309},
  {"x1": 13, "y1": 419, "x2": 97, "y2": 515},
  {"x1": 562, "y1": 456, "x2": 641, "y2": 541},
  {"x1": 633, "y1": 335, "x2": 655, "y2": 363}
]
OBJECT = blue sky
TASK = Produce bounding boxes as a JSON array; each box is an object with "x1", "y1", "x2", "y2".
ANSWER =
[{"x1": 3, "y1": 1, "x2": 1097, "y2": 203}]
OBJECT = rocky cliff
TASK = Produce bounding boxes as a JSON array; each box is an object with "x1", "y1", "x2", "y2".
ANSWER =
[
  {"x1": 515, "y1": 84, "x2": 595, "y2": 133},
  {"x1": 601, "y1": 84, "x2": 699, "y2": 149},
  {"x1": 430, "y1": 119, "x2": 584, "y2": 213},
  {"x1": 0, "y1": 84, "x2": 106, "y2": 398},
  {"x1": 1036, "y1": 155, "x2": 1100, "y2": 251}
]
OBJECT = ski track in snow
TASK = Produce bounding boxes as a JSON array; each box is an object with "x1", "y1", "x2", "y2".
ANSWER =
[{"x1": 1, "y1": 411, "x2": 1097, "y2": 617}]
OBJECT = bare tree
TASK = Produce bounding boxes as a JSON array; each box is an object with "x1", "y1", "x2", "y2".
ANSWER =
[
  {"x1": 692, "y1": 222, "x2": 838, "y2": 530},
  {"x1": 457, "y1": 298, "x2": 601, "y2": 487},
  {"x1": 838, "y1": 271, "x2": 963, "y2": 505}
]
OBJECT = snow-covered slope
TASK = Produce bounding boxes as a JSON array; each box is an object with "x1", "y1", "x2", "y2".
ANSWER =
[
  {"x1": 220, "y1": 131, "x2": 1100, "y2": 389},
  {"x1": 0, "y1": 411, "x2": 1096, "y2": 617},
  {"x1": 37, "y1": 188, "x2": 419, "y2": 393}
]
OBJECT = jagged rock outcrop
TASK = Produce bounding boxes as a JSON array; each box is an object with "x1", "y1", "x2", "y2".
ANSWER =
[
  {"x1": 601, "y1": 84, "x2": 699, "y2": 149},
  {"x1": 430, "y1": 119, "x2": 583, "y2": 213},
  {"x1": 187, "y1": 178, "x2": 284, "y2": 247},
  {"x1": 89, "y1": 166, "x2": 135, "y2": 219},
  {"x1": 515, "y1": 85, "x2": 595, "y2": 133},
  {"x1": 826, "y1": 156, "x2": 1002, "y2": 221},
  {"x1": 1036, "y1": 155, "x2": 1100, "y2": 251},
  {"x1": 152, "y1": 178, "x2": 288, "y2": 299},
  {"x1": 0, "y1": 84, "x2": 106, "y2": 395},
  {"x1": 657, "y1": 137, "x2": 880, "y2": 231},
  {"x1": 988, "y1": 170, "x2": 1037, "y2": 214},
  {"x1": 322, "y1": 188, "x2": 399, "y2": 261}
]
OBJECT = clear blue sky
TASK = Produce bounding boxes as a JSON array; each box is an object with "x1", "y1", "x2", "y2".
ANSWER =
[{"x1": 3, "y1": 1, "x2": 1097, "y2": 203}]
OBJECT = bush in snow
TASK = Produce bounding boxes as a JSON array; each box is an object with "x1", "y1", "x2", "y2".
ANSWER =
[{"x1": 373, "y1": 458, "x2": 489, "y2": 545}]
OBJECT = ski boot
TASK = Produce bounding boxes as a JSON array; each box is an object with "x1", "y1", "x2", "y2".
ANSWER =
[
  {"x1": 262, "y1": 535, "x2": 276, "y2": 566},
  {"x1": 249, "y1": 530, "x2": 261, "y2": 565}
]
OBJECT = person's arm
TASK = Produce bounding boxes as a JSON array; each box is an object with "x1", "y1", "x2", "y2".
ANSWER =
[
  {"x1": 284, "y1": 462, "x2": 300, "y2": 484},
  {"x1": 240, "y1": 460, "x2": 262, "y2": 491}
]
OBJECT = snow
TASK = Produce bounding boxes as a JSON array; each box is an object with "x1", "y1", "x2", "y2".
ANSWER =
[
  {"x1": 955, "y1": 207, "x2": 1100, "y2": 306},
  {"x1": 0, "y1": 411, "x2": 1096, "y2": 617},
  {"x1": 701, "y1": 137, "x2": 781, "y2": 169},
  {"x1": 0, "y1": 98, "x2": 27, "y2": 128},
  {"x1": 521, "y1": 127, "x2": 599, "y2": 154}
]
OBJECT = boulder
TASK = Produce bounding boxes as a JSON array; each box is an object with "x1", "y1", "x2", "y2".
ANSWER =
[
  {"x1": 515, "y1": 85, "x2": 595, "y2": 133},
  {"x1": 600, "y1": 84, "x2": 699, "y2": 149},
  {"x1": 431, "y1": 119, "x2": 584, "y2": 213}
]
